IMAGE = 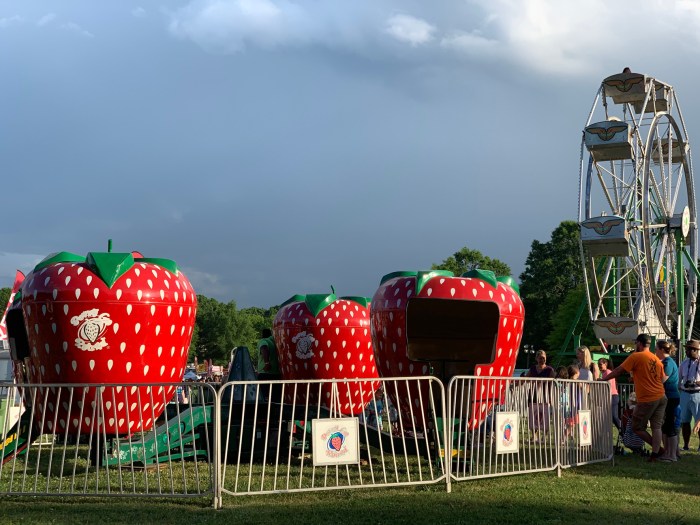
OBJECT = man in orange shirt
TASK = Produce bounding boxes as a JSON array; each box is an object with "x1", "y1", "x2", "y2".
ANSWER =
[{"x1": 601, "y1": 333, "x2": 667, "y2": 461}]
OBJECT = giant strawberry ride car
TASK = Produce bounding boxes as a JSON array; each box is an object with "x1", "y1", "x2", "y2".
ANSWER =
[
  {"x1": 273, "y1": 289, "x2": 379, "y2": 415},
  {"x1": 6, "y1": 246, "x2": 197, "y2": 436},
  {"x1": 371, "y1": 269, "x2": 524, "y2": 430}
]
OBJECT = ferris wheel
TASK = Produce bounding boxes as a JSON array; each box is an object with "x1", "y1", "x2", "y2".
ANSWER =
[{"x1": 578, "y1": 67, "x2": 698, "y2": 345}]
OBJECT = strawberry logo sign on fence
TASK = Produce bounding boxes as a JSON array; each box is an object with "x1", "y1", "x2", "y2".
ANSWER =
[
  {"x1": 495, "y1": 412, "x2": 519, "y2": 454},
  {"x1": 312, "y1": 418, "x2": 360, "y2": 466}
]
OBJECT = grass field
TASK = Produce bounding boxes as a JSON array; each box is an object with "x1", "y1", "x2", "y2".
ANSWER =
[{"x1": 3, "y1": 441, "x2": 700, "y2": 525}]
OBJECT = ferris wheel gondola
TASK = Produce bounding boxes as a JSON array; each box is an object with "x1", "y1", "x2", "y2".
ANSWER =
[{"x1": 578, "y1": 68, "x2": 698, "y2": 345}]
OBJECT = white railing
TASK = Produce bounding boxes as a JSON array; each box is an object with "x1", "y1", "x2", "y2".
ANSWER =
[
  {"x1": 1, "y1": 376, "x2": 614, "y2": 508},
  {"x1": 217, "y1": 376, "x2": 448, "y2": 498},
  {"x1": 446, "y1": 377, "x2": 613, "y2": 481},
  {"x1": 0, "y1": 382, "x2": 217, "y2": 500}
]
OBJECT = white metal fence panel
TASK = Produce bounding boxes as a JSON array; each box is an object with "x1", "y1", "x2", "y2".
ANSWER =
[
  {"x1": 447, "y1": 377, "x2": 613, "y2": 481},
  {"x1": 557, "y1": 379, "x2": 614, "y2": 468},
  {"x1": 447, "y1": 376, "x2": 559, "y2": 481},
  {"x1": 0, "y1": 382, "x2": 217, "y2": 501},
  {"x1": 217, "y1": 377, "x2": 448, "y2": 497}
]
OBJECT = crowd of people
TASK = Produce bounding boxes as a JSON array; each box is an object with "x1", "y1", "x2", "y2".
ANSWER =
[{"x1": 523, "y1": 337, "x2": 700, "y2": 461}]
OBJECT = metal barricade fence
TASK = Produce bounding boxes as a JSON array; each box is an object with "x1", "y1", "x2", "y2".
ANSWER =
[
  {"x1": 216, "y1": 377, "x2": 448, "y2": 500},
  {"x1": 447, "y1": 377, "x2": 613, "y2": 481},
  {"x1": 0, "y1": 381, "x2": 217, "y2": 502},
  {"x1": 556, "y1": 379, "x2": 613, "y2": 468},
  {"x1": 1, "y1": 376, "x2": 615, "y2": 507}
]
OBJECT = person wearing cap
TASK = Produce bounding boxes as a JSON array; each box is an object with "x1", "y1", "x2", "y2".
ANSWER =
[
  {"x1": 678, "y1": 339, "x2": 700, "y2": 451},
  {"x1": 600, "y1": 333, "x2": 667, "y2": 461}
]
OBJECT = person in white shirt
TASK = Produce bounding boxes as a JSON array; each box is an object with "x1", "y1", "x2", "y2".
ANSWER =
[{"x1": 678, "y1": 340, "x2": 700, "y2": 451}]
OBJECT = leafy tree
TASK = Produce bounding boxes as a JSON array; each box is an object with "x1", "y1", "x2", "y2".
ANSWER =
[
  {"x1": 0, "y1": 288, "x2": 10, "y2": 315},
  {"x1": 544, "y1": 285, "x2": 597, "y2": 353},
  {"x1": 432, "y1": 247, "x2": 511, "y2": 276},
  {"x1": 520, "y1": 221, "x2": 584, "y2": 351},
  {"x1": 192, "y1": 296, "x2": 256, "y2": 363}
]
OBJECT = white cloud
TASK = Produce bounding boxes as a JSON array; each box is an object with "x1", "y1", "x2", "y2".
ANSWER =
[
  {"x1": 0, "y1": 15, "x2": 23, "y2": 28},
  {"x1": 443, "y1": 0, "x2": 700, "y2": 76},
  {"x1": 181, "y1": 267, "x2": 227, "y2": 297},
  {"x1": 132, "y1": 7, "x2": 147, "y2": 18},
  {"x1": 37, "y1": 13, "x2": 56, "y2": 27},
  {"x1": 61, "y1": 21, "x2": 94, "y2": 38},
  {"x1": 385, "y1": 14, "x2": 435, "y2": 46},
  {"x1": 165, "y1": 1, "x2": 700, "y2": 78},
  {"x1": 167, "y1": 0, "x2": 383, "y2": 54}
]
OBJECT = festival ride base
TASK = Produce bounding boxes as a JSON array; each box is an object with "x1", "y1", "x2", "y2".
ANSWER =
[
  {"x1": 100, "y1": 405, "x2": 212, "y2": 467},
  {"x1": 0, "y1": 409, "x2": 36, "y2": 465}
]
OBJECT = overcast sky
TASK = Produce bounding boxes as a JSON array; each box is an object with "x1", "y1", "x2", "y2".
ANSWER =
[{"x1": 2, "y1": 1, "x2": 700, "y2": 308}]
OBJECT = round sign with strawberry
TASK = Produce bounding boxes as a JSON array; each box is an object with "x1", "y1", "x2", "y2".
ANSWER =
[
  {"x1": 273, "y1": 291, "x2": 379, "y2": 415},
  {"x1": 371, "y1": 269, "x2": 524, "y2": 430},
  {"x1": 13, "y1": 249, "x2": 197, "y2": 435}
]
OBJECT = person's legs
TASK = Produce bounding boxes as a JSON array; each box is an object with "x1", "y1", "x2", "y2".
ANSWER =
[
  {"x1": 611, "y1": 394, "x2": 621, "y2": 431},
  {"x1": 631, "y1": 402, "x2": 654, "y2": 446},
  {"x1": 680, "y1": 392, "x2": 692, "y2": 449},
  {"x1": 691, "y1": 393, "x2": 700, "y2": 449},
  {"x1": 660, "y1": 397, "x2": 680, "y2": 461},
  {"x1": 648, "y1": 397, "x2": 667, "y2": 456}
]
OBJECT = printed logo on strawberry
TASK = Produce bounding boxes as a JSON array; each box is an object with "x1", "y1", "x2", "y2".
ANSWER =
[
  {"x1": 71, "y1": 309, "x2": 113, "y2": 351},
  {"x1": 292, "y1": 331, "x2": 315, "y2": 359}
]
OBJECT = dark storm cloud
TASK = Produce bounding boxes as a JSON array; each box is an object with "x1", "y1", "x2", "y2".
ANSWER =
[{"x1": 1, "y1": 1, "x2": 700, "y2": 307}]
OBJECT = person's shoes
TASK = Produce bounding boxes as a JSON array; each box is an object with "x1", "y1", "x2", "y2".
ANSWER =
[
  {"x1": 657, "y1": 456, "x2": 673, "y2": 462},
  {"x1": 682, "y1": 445, "x2": 690, "y2": 451},
  {"x1": 647, "y1": 452, "x2": 660, "y2": 462},
  {"x1": 658, "y1": 446, "x2": 665, "y2": 456}
]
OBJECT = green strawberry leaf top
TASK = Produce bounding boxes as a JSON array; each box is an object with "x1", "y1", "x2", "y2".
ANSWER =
[
  {"x1": 34, "y1": 251, "x2": 86, "y2": 272},
  {"x1": 496, "y1": 275, "x2": 520, "y2": 296},
  {"x1": 339, "y1": 296, "x2": 370, "y2": 308},
  {"x1": 304, "y1": 292, "x2": 337, "y2": 317},
  {"x1": 135, "y1": 257, "x2": 178, "y2": 275},
  {"x1": 461, "y1": 269, "x2": 498, "y2": 289},
  {"x1": 415, "y1": 270, "x2": 454, "y2": 295},
  {"x1": 380, "y1": 271, "x2": 418, "y2": 285},
  {"x1": 86, "y1": 252, "x2": 135, "y2": 289},
  {"x1": 280, "y1": 294, "x2": 307, "y2": 308},
  {"x1": 32, "y1": 249, "x2": 179, "y2": 290}
]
